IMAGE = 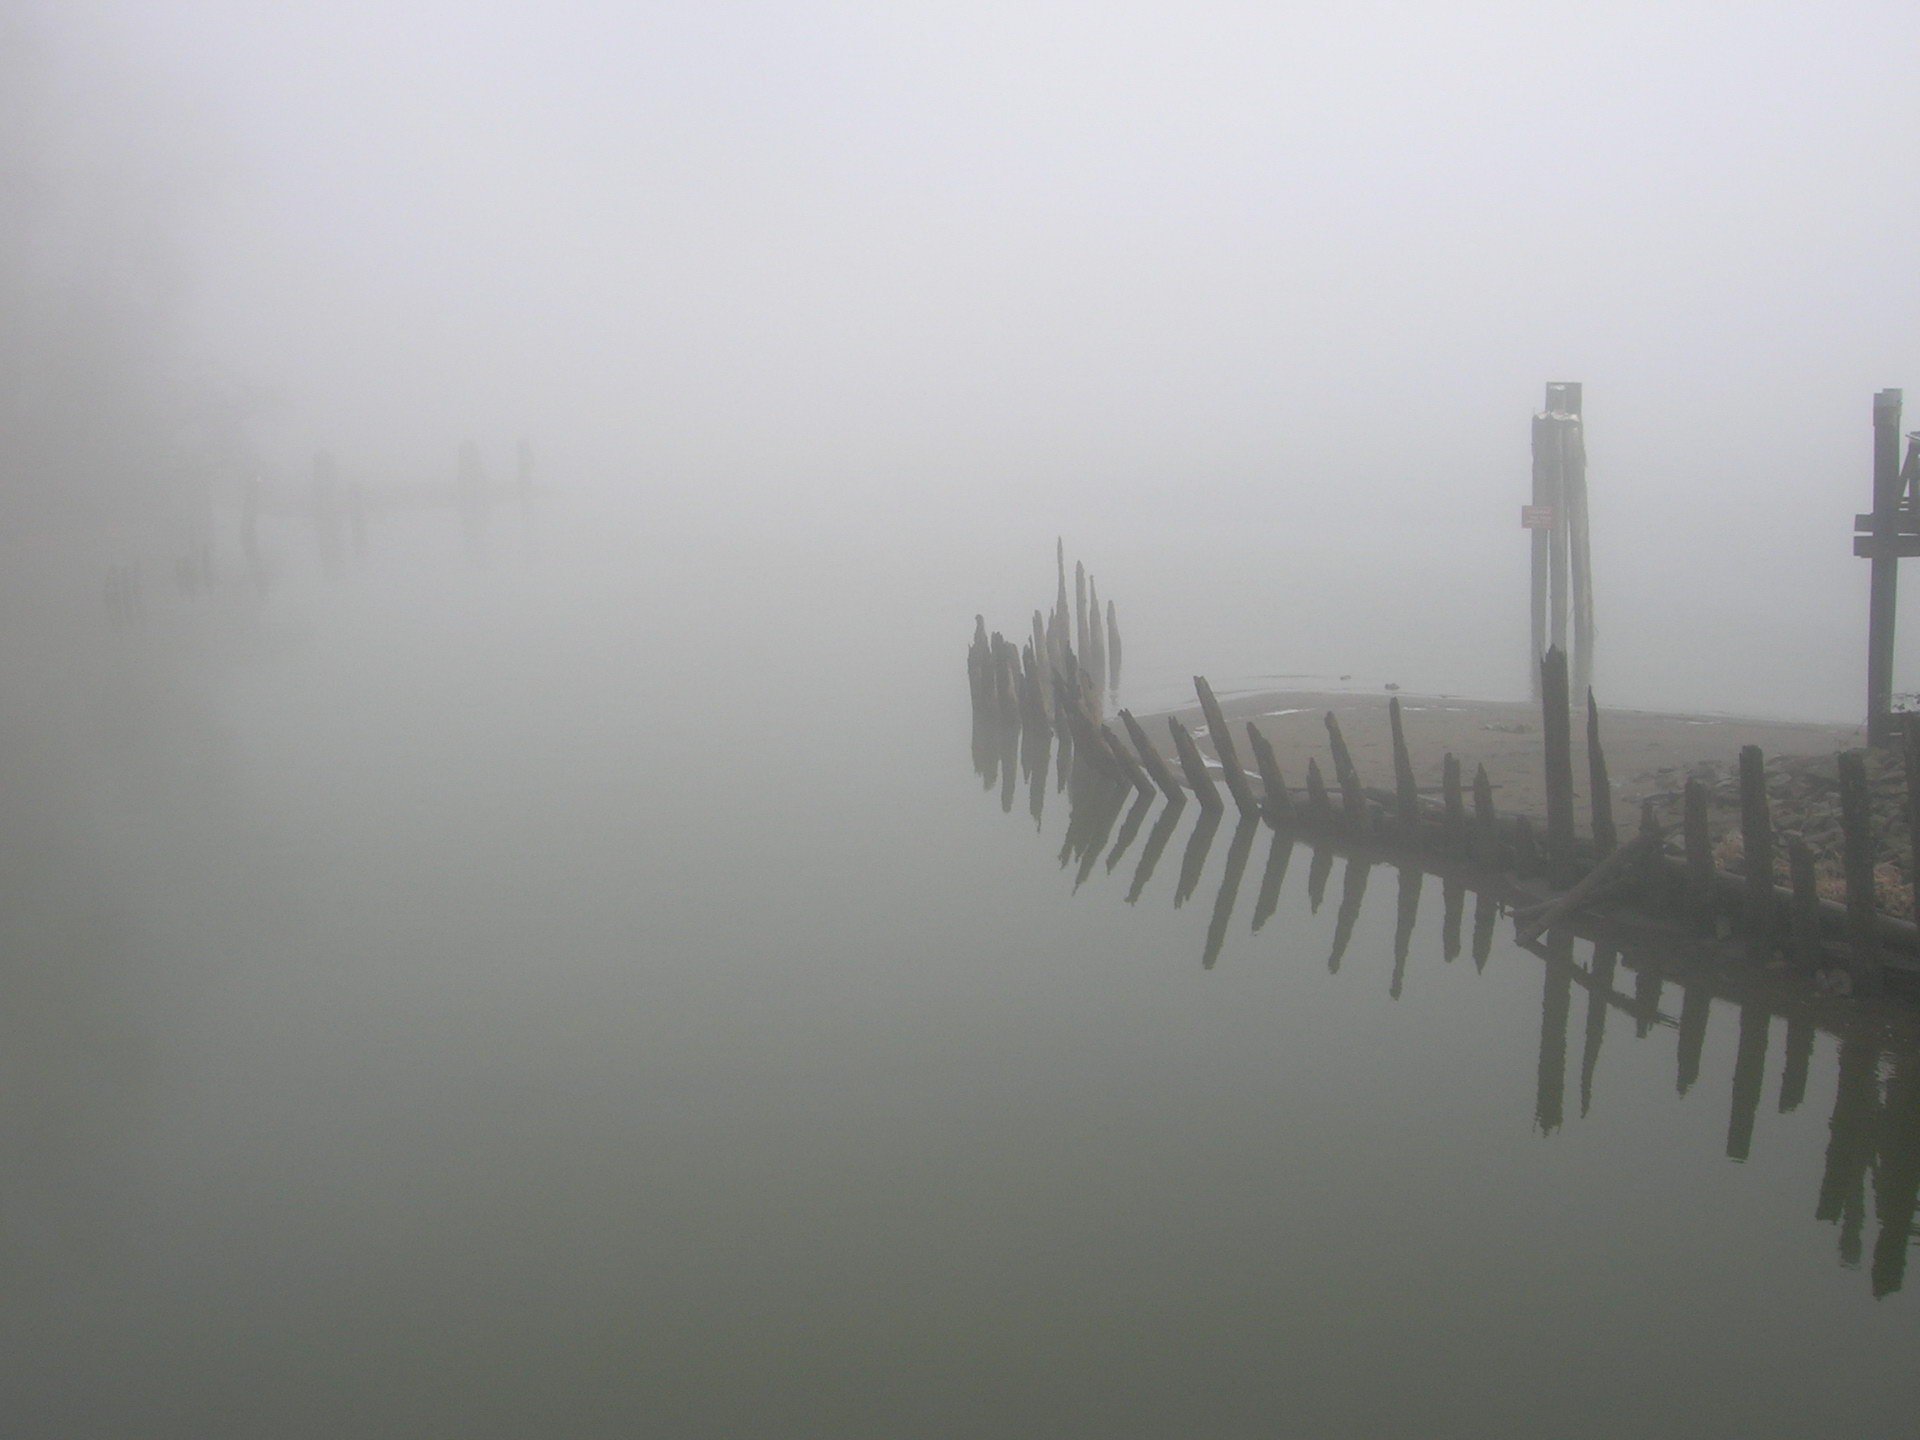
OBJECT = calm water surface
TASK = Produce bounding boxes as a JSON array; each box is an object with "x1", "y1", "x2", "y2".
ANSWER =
[{"x1": 7, "y1": 519, "x2": 1919, "y2": 1437}]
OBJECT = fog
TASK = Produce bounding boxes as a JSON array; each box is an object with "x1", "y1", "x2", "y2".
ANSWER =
[{"x1": 9, "y1": 4, "x2": 1920, "y2": 1434}]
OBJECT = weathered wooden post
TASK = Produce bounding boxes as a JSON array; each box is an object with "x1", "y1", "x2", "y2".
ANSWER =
[
  {"x1": 1586, "y1": 690, "x2": 1616, "y2": 858},
  {"x1": 1323, "y1": 712, "x2": 1367, "y2": 830},
  {"x1": 1528, "y1": 384, "x2": 1594, "y2": 698},
  {"x1": 1101, "y1": 724, "x2": 1155, "y2": 797},
  {"x1": 1087, "y1": 576, "x2": 1107, "y2": 692},
  {"x1": 1195, "y1": 677, "x2": 1259, "y2": 815},
  {"x1": 1074, "y1": 560, "x2": 1088, "y2": 662},
  {"x1": 1907, "y1": 716, "x2": 1920, "y2": 886},
  {"x1": 1442, "y1": 754, "x2": 1467, "y2": 853},
  {"x1": 1106, "y1": 600, "x2": 1121, "y2": 691},
  {"x1": 1541, "y1": 647, "x2": 1576, "y2": 864},
  {"x1": 1862, "y1": 389, "x2": 1907, "y2": 744},
  {"x1": 1245, "y1": 723, "x2": 1297, "y2": 829},
  {"x1": 1305, "y1": 759, "x2": 1334, "y2": 828},
  {"x1": 1119, "y1": 709, "x2": 1183, "y2": 802},
  {"x1": 1738, "y1": 745, "x2": 1777, "y2": 940},
  {"x1": 1388, "y1": 697, "x2": 1419, "y2": 826},
  {"x1": 1471, "y1": 763, "x2": 1498, "y2": 864},
  {"x1": 1837, "y1": 749, "x2": 1884, "y2": 994},
  {"x1": 1169, "y1": 718, "x2": 1224, "y2": 814}
]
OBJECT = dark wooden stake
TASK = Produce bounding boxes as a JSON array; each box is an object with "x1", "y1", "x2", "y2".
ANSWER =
[
  {"x1": 1195, "y1": 676, "x2": 1259, "y2": 815},
  {"x1": 1472, "y1": 763, "x2": 1498, "y2": 864},
  {"x1": 1541, "y1": 646, "x2": 1575, "y2": 864},
  {"x1": 1119, "y1": 709, "x2": 1182, "y2": 801},
  {"x1": 1442, "y1": 754, "x2": 1466, "y2": 853},
  {"x1": 1169, "y1": 718, "x2": 1224, "y2": 814},
  {"x1": 1245, "y1": 723, "x2": 1297, "y2": 829},
  {"x1": 1323, "y1": 712, "x2": 1366, "y2": 831}
]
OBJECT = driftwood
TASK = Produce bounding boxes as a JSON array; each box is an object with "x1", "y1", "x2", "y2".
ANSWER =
[{"x1": 1515, "y1": 830, "x2": 1659, "y2": 943}]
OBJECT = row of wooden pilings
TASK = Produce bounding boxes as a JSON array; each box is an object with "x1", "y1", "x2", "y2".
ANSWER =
[{"x1": 966, "y1": 617, "x2": 1915, "y2": 1000}]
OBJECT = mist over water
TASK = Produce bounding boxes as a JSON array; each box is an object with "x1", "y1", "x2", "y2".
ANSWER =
[{"x1": 8, "y1": 3, "x2": 1920, "y2": 1433}]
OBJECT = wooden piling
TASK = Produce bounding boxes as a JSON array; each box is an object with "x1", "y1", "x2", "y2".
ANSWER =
[
  {"x1": 1837, "y1": 749, "x2": 1884, "y2": 994},
  {"x1": 1541, "y1": 646, "x2": 1575, "y2": 864},
  {"x1": 1074, "y1": 560, "x2": 1088, "y2": 661},
  {"x1": 1119, "y1": 709, "x2": 1183, "y2": 802},
  {"x1": 1472, "y1": 763, "x2": 1498, "y2": 864},
  {"x1": 1907, "y1": 716, "x2": 1920, "y2": 892},
  {"x1": 1100, "y1": 723, "x2": 1155, "y2": 797},
  {"x1": 1195, "y1": 677, "x2": 1260, "y2": 815},
  {"x1": 1868, "y1": 390, "x2": 1904, "y2": 744},
  {"x1": 1106, "y1": 600, "x2": 1121, "y2": 690},
  {"x1": 1586, "y1": 689, "x2": 1616, "y2": 859},
  {"x1": 1442, "y1": 754, "x2": 1467, "y2": 853},
  {"x1": 1169, "y1": 718, "x2": 1225, "y2": 814},
  {"x1": 1245, "y1": 723, "x2": 1297, "y2": 829},
  {"x1": 1323, "y1": 712, "x2": 1367, "y2": 831},
  {"x1": 1087, "y1": 576, "x2": 1107, "y2": 692},
  {"x1": 1306, "y1": 758, "x2": 1334, "y2": 828},
  {"x1": 1738, "y1": 745, "x2": 1776, "y2": 940},
  {"x1": 1388, "y1": 697, "x2": 1418, "y2": 826}
]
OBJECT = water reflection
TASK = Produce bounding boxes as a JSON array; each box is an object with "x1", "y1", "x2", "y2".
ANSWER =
[{"x1": 970, "y1": 721, "x2": 1920, "y2": 1301}]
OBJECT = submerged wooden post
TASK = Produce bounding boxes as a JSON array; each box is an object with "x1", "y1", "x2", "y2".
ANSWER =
[
  {"x1": 1169, "y1": 718, "x2": 1225, "y2": 813},
  {"x1": 1586, "y1": 689, "x2": 1616, "y2": 859},
  {"x1": 1837, "y1": 749, "x2": 1883, "y2": 994},
  {"x1": 1388, "y1": 697, "x2": 1419, "y2": 825},
  {"x1": 1541, "y1": 647, "x2": 1575, "y2": 863},
  {"x1": 1738, "y1": 745, "x2": 1776, "y2": 940},
  {"x1": 1245, "y1": 723, "x2": 1297, "y2": 829},
  {"x1": 1683, "y1": 778, "x2": 1715, "y2": 917},
  {"x1": 1442, "y1": 754, "x2": 1466, "y2": 853},
  {"x1": 1323, "y1": 712, "x2": 1367, "y2": 831},
  {"x1": 1118, "y1": 708, "x2": 1183, "y2": 802},
  {"x1": 1195, "y1": 677, "x2": 1259, "y2": 815}
]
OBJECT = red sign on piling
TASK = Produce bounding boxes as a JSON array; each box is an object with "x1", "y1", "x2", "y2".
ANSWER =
[{"x1": 1521, "y1": 505, "x2": 1556, "y2": 530}]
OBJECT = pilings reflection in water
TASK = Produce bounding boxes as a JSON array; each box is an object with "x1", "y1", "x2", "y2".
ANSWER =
[{"x1": 971, "y1": 712, "x2": 1920, "y2": 1301}]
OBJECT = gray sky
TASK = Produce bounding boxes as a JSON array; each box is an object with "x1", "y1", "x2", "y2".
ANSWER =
[{"x1": 29, "y1": 1, "x2": 1920, "y2": 711}]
